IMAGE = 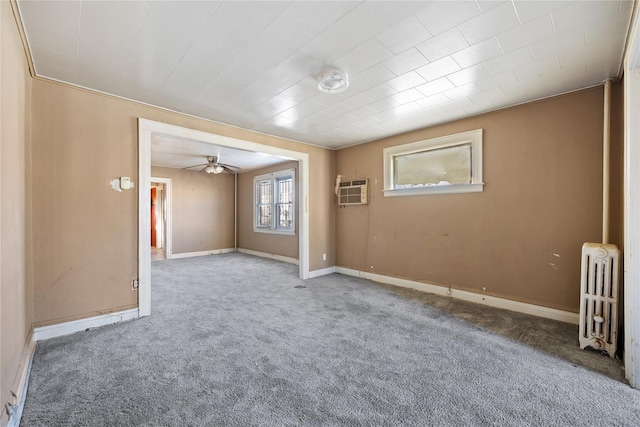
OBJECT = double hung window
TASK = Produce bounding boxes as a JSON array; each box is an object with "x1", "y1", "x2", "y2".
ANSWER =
[{"x1": 254, "y1": 169, "x2": 295, "y2": 234}]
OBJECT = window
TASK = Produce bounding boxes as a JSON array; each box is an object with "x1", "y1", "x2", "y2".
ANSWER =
[
  {"x1": 254, "y1": 169, "x2": 295, "y2": 234},
  {"x1": 383, "y1": 129, "x2": 483, "y2": 197}
]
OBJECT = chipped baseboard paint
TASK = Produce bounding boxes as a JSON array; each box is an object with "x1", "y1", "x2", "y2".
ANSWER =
[
  {"x1": 237, "y1": 248, "x2": 299, "y2": 265},
  {"x1": 5, "y1": 334, "x2": 35, "y2": 427},
  {"x1": 335, "y1": 267, "x2": 579, "y2": 325},
  {"x1": 33, "y1": 309, "x2": 139, "y2": 341},
  {"x1": 170, "y1": 248, "x2": 236, "y2": 259}
]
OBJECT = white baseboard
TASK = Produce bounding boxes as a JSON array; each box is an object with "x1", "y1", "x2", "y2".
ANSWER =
[
  {"x1": 33, "y1": 308, "x2": 139, "y2": 341},
  {"x1": 335, "y1": 267, "x2": 579, "y2": 325},
  {"x1": 237, "y1": 248, "x2": 299, "y2": 265},
  {"x1": 5, "y1": 333, "x2": 35, "y2": 427},
  {"x1": 309, "y1": 266, "x2": 336, "y2": 278},
  {"x1": 170, "y1": 248, "x2": 235, "y2": 259}
]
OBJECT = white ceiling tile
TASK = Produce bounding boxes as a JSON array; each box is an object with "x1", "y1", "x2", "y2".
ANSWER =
[
  {"x1": 359, "y1": 84, "x2": 398, "y2": 102},
  {"x1": 31, "y1": 46, "x2": 77, "y2": 74},
  {"x1": 416, "y1": 1, "x2": 481, "y2": 35},
  {"x1": 451, "y1": 38, "x2": 503, "y2": 68},
  {"x1": 468, "y1": 87, "x2": 507, "y2": 105},
  {"x1": 79, "y1": 1, "x2": 149, "y2": 43},
  {"x1": 367, "y1": 98, "x2": 396, "y2": 113},
  {"x1": 18, "y1": 0, "x2": 81, "y2": 39},
  {"x1": 389, "y1": 88, "x2": 424, "y2": 106},
  {"x1": 336, "y1": 39, "x2": 394, "y2": 76},
  {"x1": 512, "y1": 1, "x2": 572, "y2": 23},
  {"x1": 512, "y1": 56, "x2": 561, "y2": 81},
  {"x1": 552, "y1": 1, "x2": 621, "y2": 34},
  {"x1": 339, "y1": 93, "x2": 377, "y2": 110},
  {"x1": 475, "y1": 1, "x2": 509, "y2": 13},
  {"x1": 382, "y1": 48, "x2": 429, "y2": 77},
  {"x1": 348, "y1": 106, "x2": 379, "y2": 121},
  {"x1": 483, "y1": 48, "x2": 532, "y2": 74},
  {"x1": 474, "y1": 70, "x2": 517, "y2": 91},
  {"x1": 585, "y1": 9, "x2": 633, "y2": 43},
  {"x1": 78, "y1": 55, "x2": 125, "y2": 81},
  {"x1": 33, "y1": 62, "x2": 77, "y2": 84},
  {"x1": 496, "y1": 14, "x2": 555, "y2": 53},
  {"x1": 30, "y1": 28, "x2": 77, "y2": 59},
  {"x1": 443, "y1": 83, "x2": 480, "y2": 100},
  {"x1": 348, "y1": 64, "x2": 398, "y2": 93},
  {"x1": 278, "y1": 80, "x2": 319, "y2": 103},
  {"x1": 498, "y1": 79, "x2": 529, "y2": 98},
  {"x1": 415, "y1": 57, "x2": 461, "y2": 82},
  {"x1": 376, "y1": 16, "x2": 432, "y2": 54},
  {"x1": 528, "y1": 27, "x2": 585, "y2": 61},
  {"x1": 416, "y1": 77, "x2": 455, "y2": 97},
  {"x1": 458, "y1": 2, "x2": 520, "y2": 45},
  {"x1": 446, "y1": 64, "x2": 491, "y2": 86},
  {"x1": 416, "y1": 93, "x2": 450, "y2": 108},
  {"x1": 78, "y1": 33, "x2": 131, "y2": 66},
  {"x1": 386, "y1": 71, "x2": 426, "y2": 92},
  {"x1": 416, "y1": 28, "x2": 469, "y2": 62}
]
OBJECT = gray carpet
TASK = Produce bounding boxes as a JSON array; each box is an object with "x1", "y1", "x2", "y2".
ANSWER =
[{"x1": 20, "y1": 253, "x2": 640, "y2": 426}]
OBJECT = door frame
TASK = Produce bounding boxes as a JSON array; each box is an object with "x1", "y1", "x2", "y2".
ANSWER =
[
  {"x1": 151, "y1": 177, "x2": 172, "y2": 258},
  {"x1": 138, "y1": 118, "x2": 310, "y2": 317}
]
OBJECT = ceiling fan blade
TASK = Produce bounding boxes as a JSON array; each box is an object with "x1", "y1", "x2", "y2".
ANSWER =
[
  {"x1": 221, "y1": 165, "x2": 237, "y2": 174},
  {"x1": 199, "y1": 165, "x2": 209, "y2": 173},
  {"x1": 220, "y1": 162, "x2": 239, "y2": 170},
  {"x1": 182, "y1": 163, "x2": 208, "y2": 169}
]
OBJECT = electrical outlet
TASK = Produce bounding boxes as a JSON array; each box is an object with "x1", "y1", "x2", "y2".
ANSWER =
[
  {"x1": 131, "y1": 278, "x2": 139, "y2": 290},
  {"x1": 323, "y1": 253, "x2": 326, "y2": 261}
]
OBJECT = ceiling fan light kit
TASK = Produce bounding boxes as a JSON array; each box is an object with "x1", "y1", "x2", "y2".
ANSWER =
[
  {"x1": 317, "y1": 68, "x2": 349, "y2": 94},
  {"x1": 183, "y1": 156, "x2": 238, "y2": 174}
]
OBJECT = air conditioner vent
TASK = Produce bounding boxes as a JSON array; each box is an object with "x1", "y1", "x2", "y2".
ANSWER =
[{"x1": 338, "y1": 179, "x2": 368, "y2": 206}]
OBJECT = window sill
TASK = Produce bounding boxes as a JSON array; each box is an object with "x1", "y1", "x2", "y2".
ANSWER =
[
  {"x1": 253, "y1": 228, "x2": 296, "y2": 236},
  {"x1": 383, "y1": 183, "x2": 484, "y2": 197}
]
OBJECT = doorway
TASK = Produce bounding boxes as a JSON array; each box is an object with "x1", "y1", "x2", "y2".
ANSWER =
[
  {"x1": 138, "y1": 118, "x2": 310, "y2": 317},
  {"x1": 150, "y1": 178, "x2": 172, "y2": 261}
]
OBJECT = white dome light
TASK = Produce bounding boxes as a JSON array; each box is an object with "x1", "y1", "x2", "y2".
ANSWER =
[{"x1": 317, "y1": 69, "x2": 349, "y2": 94}]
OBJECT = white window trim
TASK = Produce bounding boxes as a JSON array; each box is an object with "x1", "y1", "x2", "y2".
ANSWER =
[
  {"x1": 253, "y1": 168, "x2": 295, "y2": 235},
  {"x1": 383, "y1": 129, "x2": 484, "y2": 197}
]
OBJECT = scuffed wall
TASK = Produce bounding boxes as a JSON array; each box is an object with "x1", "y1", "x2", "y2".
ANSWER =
[
  {"x1": 335, "y1": 87, "x2": 611, "y2": 312},
  {"x1": 1, "y1": 2, "x2": 33, "y2": 426},
  {"x1": 30, "y1": 78, "x2": 335, "y2": 326}
]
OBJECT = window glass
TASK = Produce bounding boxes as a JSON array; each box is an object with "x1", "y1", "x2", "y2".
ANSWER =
[
  {"x1": 394, "y1": 143, "x2": 471, "y2": 188},
  {"x1": 253, "y1": 169, "x2": 295, "y2": 234}
]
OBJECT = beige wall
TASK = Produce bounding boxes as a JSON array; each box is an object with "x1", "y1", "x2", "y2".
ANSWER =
[
  {"x1": 1, "y1": 2, "x2": 33, "y2": 426},
  {"x1": 335, "y1": 87, "x2": 612, "y2": 313},
  {"x1": 238, "y1": 161, "x2": 299, "y2": 259},
  {"x1": 30, "y1": 78, "x2": 335, "y2": 325},
  {"x1": 151, "y1": 167, "x2": 235, "y2": 254}
]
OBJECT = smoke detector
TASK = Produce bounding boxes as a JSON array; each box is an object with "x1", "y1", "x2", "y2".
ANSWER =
[{"x1": 317, "y1": 68, "x2": 349, "y2": 94}]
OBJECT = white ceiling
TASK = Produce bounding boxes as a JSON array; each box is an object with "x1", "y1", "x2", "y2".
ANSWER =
[
  {"x1": 150, "y1": 132, "x2": 291, "y2": 172},
  {"x1": 18, "y1": 0, "x2": 634, "y2": 151}
]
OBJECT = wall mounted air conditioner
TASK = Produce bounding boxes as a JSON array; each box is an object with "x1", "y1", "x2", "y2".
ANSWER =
[{"x1": 338, "y1": 179, "x2": 368, "y2": 206}]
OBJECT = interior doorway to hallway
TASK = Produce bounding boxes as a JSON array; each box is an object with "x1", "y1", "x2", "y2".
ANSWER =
[{"x1": 150, "y1": 177, "x2": 172, "y2": 261}]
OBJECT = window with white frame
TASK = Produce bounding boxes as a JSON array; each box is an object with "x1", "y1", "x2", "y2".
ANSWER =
[
  {"x1": 383, "y1": 129, "x2": 483, "y2": 197},
  {"x1": 254, "y1": 168, "x2": 295, "y2": 234}
]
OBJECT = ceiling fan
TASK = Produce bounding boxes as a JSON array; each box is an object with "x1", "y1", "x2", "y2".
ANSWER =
[{"x1": 183, "y1": 156, "x2": 238, "y2": 174}]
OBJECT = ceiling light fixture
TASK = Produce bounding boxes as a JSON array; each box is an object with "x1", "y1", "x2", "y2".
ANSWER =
[
  {"x1": 317, "y1": 68, "x2": 349, "y2": 94},
  {"x1": 205, "y1": 164, "x2": 224, "y2": 174}
]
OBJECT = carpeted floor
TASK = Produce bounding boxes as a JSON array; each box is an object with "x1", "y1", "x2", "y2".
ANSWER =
[{"x1": 20, "y1": 253, "x2": 640, "y2": 426}]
